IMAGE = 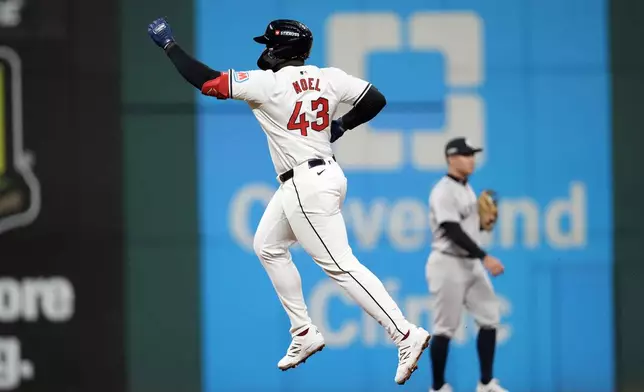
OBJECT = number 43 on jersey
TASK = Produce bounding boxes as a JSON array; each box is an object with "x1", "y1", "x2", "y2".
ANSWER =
[{"x1": 287, "y1": 98, "x2": 329, "y2": 136}]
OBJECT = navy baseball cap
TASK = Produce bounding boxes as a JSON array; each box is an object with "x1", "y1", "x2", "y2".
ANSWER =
[{"x1": 444, "y1": 137, "x2": 483, "y2": 156}]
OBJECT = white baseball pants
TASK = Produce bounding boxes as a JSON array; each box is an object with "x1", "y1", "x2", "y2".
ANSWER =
[
  {"x1": 253, "y1": 157, "x2": 412, "y2": 344},
  {"x1": 425, "y1": 252, "x2": 500, "y2": 338}
]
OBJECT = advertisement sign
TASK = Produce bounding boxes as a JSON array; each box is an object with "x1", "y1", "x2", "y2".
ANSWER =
[
  {"x1": 197, "y1": 1, "x2": 612, "y2": 391},
  {"x1": 0, "y1": 2, "x2": 124, "y2": 387},
  {"x1": 0, "y1": 0, "x2": 68, "y2": 39},
  {"x1": 0, "y1": 48, "x2": 38, "y2": 236}
]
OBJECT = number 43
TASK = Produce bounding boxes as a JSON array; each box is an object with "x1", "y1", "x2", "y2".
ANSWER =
[{"x1": 287, "y1": 98, "x2": 330, "y2": 136}]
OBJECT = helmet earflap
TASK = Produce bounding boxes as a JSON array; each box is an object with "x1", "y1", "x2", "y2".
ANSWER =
[
  {"x1": 256, "y1": 48, "x2": 275, "y2": 70},
  {"x1": 257, "y1": 44, "x2": 309, "y2": 71}
]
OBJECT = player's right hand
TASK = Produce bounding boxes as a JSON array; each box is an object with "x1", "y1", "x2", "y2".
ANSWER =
[
  {"x1": 330, "y1": 119, "x2": 346, "y2": 143},
  {"x1": 148, "y1": 17, "x2": 175, "y2": 49},
  {"x1": 483, "y1": 255, "x2": 504, "y2": 276}
]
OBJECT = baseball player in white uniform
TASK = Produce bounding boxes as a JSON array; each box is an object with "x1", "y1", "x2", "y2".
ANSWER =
[
  {"x1": 147, "y1": 17, "x2": 431, "y2": 385},
  {"x1": 426, "y1": 138, "x2": 507, "y2": 392}
]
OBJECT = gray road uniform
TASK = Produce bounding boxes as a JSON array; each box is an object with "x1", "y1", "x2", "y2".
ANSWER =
[{"x1": 426, "y1": 175, "x2": 500, "y2": 338}]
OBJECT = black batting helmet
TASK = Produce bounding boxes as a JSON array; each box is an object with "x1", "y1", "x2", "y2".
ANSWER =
[{"x1": 253, "y1": 19, "x2": 313, "y2": 61}]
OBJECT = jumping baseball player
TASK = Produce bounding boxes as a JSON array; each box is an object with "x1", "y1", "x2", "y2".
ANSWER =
[
  {"x1": 425, "y1": 138, "x2": 507, "y2": 392},
  {"x1": 147, "y1": 17, "x2": 431, "y2": 385}
]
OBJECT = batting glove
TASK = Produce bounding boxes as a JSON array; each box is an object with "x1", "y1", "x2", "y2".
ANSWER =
[
  {"x1": 330, "y1": 118, "x2": 346, "y2": 143},
  {"x1": 148, "y1": 17, "x2": 175, "y2": 49}
]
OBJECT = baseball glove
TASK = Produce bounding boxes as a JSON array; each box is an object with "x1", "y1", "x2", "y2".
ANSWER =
[{"x1": 478, "y1": 189, "x2": 498, "y2": 231}]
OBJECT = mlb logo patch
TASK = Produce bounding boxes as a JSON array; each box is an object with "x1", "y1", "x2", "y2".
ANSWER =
[{"x1": 234, "y1": 71, "x2": 249, "y2": 83}]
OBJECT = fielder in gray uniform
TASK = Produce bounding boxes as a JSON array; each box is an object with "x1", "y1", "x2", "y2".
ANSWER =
[{"x1": 426, "y1": 137, "x2": 507, "y2": 392}]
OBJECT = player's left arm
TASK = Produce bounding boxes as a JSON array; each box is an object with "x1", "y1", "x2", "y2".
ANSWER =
[
  {"x1": 148, "y1": 17, "x2": 231, "y2": 99},
  {"x1": 166, "y1": 43, "x2": 228, "y2": 92}
]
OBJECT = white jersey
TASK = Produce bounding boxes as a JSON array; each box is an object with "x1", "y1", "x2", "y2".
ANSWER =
[
  {"x1": 227, "y1": 65, "x2": 371, "y2": 175},
  {"x1": 428, "y1": 176, "x2": 481, "y2": 256}
]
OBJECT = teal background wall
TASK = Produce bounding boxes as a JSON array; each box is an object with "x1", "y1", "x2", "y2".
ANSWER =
[
  {"x1": 611, "y1": 0, "x2": 644, "y2": 391},
  {"x1": 121, "y1": 1, "x2": 201, "y2": 391}
]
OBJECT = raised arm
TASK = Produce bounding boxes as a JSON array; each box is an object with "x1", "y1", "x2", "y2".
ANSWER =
[
  {"x1": 147, "y1": 17, "x2": 222, "y2": 90},
  {"x1": 148, "y1": 18, "x2": 274, "y2": 102}
]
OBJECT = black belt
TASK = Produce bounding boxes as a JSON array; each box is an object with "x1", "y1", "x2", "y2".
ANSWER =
[
  {"x1": 438, "y1": 250, "x2": 468, "y2": 258},
  {"x1": 279, "y1": 155, "x2": 336, "y2": 183}
]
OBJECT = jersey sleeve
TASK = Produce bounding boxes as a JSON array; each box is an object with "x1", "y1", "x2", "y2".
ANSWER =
[
  {"x1": 325, "y1": 67, "x2": 372, "y2": 106},
  {"x1": 431, "y1": 190, "x2": 461, "y2": 224},
  {"x1": 228, "y1": 69, "x2": 274, "y2": 104}
]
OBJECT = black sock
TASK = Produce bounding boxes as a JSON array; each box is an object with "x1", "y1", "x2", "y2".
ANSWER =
[
  {"x1": 430, "y1": 335, "x2": 450, "y2": 390},
  {"x1": 477, "y1": 327, "x2": 497, "y2": 385}
]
